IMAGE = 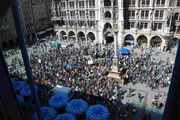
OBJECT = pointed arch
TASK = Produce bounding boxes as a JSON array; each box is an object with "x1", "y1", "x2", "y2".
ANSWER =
[{"x1": 137, "y1": 35, "x2": 148, "y2": 47}]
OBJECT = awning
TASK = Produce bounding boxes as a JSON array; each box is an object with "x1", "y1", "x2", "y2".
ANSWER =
[
  {"x1": 37, "y1": 31, "x2": 46, "y2": 35},
  {"x1": 45, "y1": 28, "x2": 54, "y2": 32},
  {"x1": 125, "y1": 40, "x2": 134, "y2": 42},
  {"x1": 71, "y1": 35, "x2": 76, "y2": 38}
]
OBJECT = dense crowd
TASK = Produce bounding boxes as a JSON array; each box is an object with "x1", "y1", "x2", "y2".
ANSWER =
[{"x1": 6, "y1": 38, "x2": 174, "y2": 119}]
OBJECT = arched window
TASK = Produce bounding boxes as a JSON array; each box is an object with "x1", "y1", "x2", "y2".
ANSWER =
[{"x1": 104, "y1": 0, "x2": 111, "y2": 6}]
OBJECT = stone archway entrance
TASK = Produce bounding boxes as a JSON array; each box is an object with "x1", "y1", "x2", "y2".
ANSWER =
[
  {"x1": 104, "y1": 32, "x2": 114, "y2": 44},
  {"x1": 87, "y1": 32, "x2": 95, "y2": 42},
  {"x1": 124, "y1": 34, "x2": 135, "y2": 46},
  {"x1": 137, "y1": 35, "x2": 148, "y2": 48},
  {"x1": 68, "y1": 31, "x2": 76, "y2": 42},
  {"x1": 77, "y1": 31, "x2": 86, "y2": 42},
  {"x1": 103, "y1": 22, "x2": 114, "y2": 44},
  {"x1": 60, "y1": 31, "x2": 67, "y2": 41},
  {"x1": 150, "y1": 36, "x2": 162, "y2": 48}
]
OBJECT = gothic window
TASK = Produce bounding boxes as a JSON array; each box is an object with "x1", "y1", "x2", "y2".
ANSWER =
[
  {"x1": 80, "y1": 11, "x2": 85, "y2": 18},
  {"x1": 69, "y1": 2, "x2": 74, "y2": 9},
  {"x1": 129, "y1": 10, "x2": 135, "y2": 19},
  {"x1": 141, "y1": 0, "x2": 150, "y2": 7},
  {"x1": 140, "y1": 23, "x2": 148, "y2": 29},
  {"x1": 153, "y1": 23, "x2": 162, "y2": 30},
  {"x1": 70, "y1": 11, "x2": 75, "y2": 18},
  {"x1": 61, "y1": 2, "x2": 66, "y2": 9},
  {"x1": 89, "y1": 0, "x2": 95, "y2": 8},
  {"x1": 129, "y1": 0, "x2": 135, "y2": 7},
  {"x1": 89, "y1": 11, "x2": 95, "y2": 18},
  {"x1": 141, "y1": 10, "x2": 148, "y2": 19},
  {"x1": 104, "y1": 11, "x2": 111, "y2": 19},
  {"x1": 79, "y1": 1, "x2": 85, "y2": 8},
  {"x1": 104, "y1": 0, "x2": 111, "y2": 6},
  {"x1": 61, "y1": 12, "x2": 66, "y2": 17},
  {"x1": 155, "y1": 0, "x2": 165, "y2": 7},
  {"x1": 154, "y1": 10, "x2": 164, "y2": 19}
]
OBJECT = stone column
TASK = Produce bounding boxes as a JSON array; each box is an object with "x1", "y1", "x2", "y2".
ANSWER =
[{"x1": 114, "y1": 30, "x2": 118, "y2": 58}]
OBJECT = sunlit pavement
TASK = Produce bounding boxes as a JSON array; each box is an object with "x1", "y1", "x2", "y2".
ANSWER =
[{"x1": 122, "y1": 82, "x2": 167, "y2": 120}]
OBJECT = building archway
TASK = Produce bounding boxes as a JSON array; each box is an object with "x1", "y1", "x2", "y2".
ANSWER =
[
  {"x1": 87, "y1": 32, "x2": 95, "y2": 42},
  {"x1": 68, "y1": 31, "x2": 76, "y2": 41},
  {"x1": 137, "y1": 35, "x2": 148, "y2": 47},
  {"x1": 104, "y1": 11, "x2": 111, "y2": 20},
  {"x1": 124, "y1": 34, "x2": 135, "y2": 46},
  {"x1": 59, "y1": 31, "x2": 67, "y2": 40},
  {"x1": 104, "y1": 0, "x2": 111, "y2": 6},
  {"x1": 103, "y1": 22, "x2": 112, "y2": 33},
  {"x1": 171, "y1": 38, "x2": 179, "y2": 48},
  {"x1": 104, "y1": 31, "x2": 114, "y2": 44},
  {"x1": 77, "y1": 31, "x2": 86, "y2": 41},
  {"x1": 150, "y1": 36, "x2": 162, "y2": 47},
  {"x1": 103, "y1": 22, "x2": 113, "y2": 44}
]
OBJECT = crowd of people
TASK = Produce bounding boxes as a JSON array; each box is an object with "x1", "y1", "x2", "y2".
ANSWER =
[{"x1": 5, "y1": 37, "x2": 174, "y2": 119}]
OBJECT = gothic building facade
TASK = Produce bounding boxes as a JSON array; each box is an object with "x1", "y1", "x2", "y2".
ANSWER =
[{"x1": 52, "y1": 0, "x2": 180, "y2": 50}]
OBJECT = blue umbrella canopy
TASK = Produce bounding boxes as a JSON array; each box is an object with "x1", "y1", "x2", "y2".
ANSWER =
[
  {"x1": 16, "y1": 95, "x2": 24, "y2": 103},
  {"x1": 54, "y1": 113, "x2": 76, "y2": 120},
  {"x1": 32, "y1": 106, "x2": 57, "y2": 120},
  {"x1": 12, "y1": 81, "x2": 27, "y2": 92},
  {"x1": 119, "y1": 48, "x2": 130, "y2": 55},
  {"x1": 52, "y1": 42, "x2": 61, "y2": 47},
  {"x1": 48, "y1": 94, "x2": 69, "y2": 109},
  {"x1": 86, "y1": 104, "x2": 110, "y2": 120},
  {"x1": 66, "y1": 99, "x2": 88, "y2": 115},
  {"x1": 19, "y1": 85, "x2": 38, "y2": 97}
]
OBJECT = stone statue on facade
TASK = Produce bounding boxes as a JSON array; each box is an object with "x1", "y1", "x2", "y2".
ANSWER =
[
  {"x1": 51, "y1": 0, "x2": 56, "y2": 17},
  {"x1": 100, "y1": 8, "x2": 104, "y2": 19},
  {"x1": 57, "y1": 3, "x2": 60, "y2": 17},
  {"x1": 149, "y1": 11, "x2": 153, "y2": 29},
  {"x1": 116, "y1": 12, "x2": 119, "y2": 19},
  {"x1": 135, "y1": 21, "x2": 139, "y2": 29},
  {"x1": 135, "y1": 10, "x2": 139, "y2": 20},
  {"x1": 166, "y1": 8, "x2": 173, "y2": 27}
]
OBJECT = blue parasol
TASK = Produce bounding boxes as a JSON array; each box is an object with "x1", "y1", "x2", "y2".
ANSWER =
[
  {"x1": 32, "y1": 106, "x2": 57, "y2": 120},
  {"x1": 19, "y1": 85, "x2": 38, "y2": 97},
  {"x1": 66, "y1": 99, "x2": 88, "y2": 115},
  {"x1": 86, "y1": 104, "x2": 110, "y2": 120},
  {"x1": 119, "y1": 48, "x2": 130, "y2": 55},
  {"x1": 52, "y1": 42, "x2": 61, "y2": 47},
  {"x1": 16, "y1": 95, "x2": 24, "y2": 103},
  {"x1": 48, "y1": 94, "x2": 69, "y2": 109},
  {"x1": 12, "y1": 81, "x2": 27, "y2": 92},
  {"x1": 54, "y1": 113, "x2": 76, "y2": 120}
]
